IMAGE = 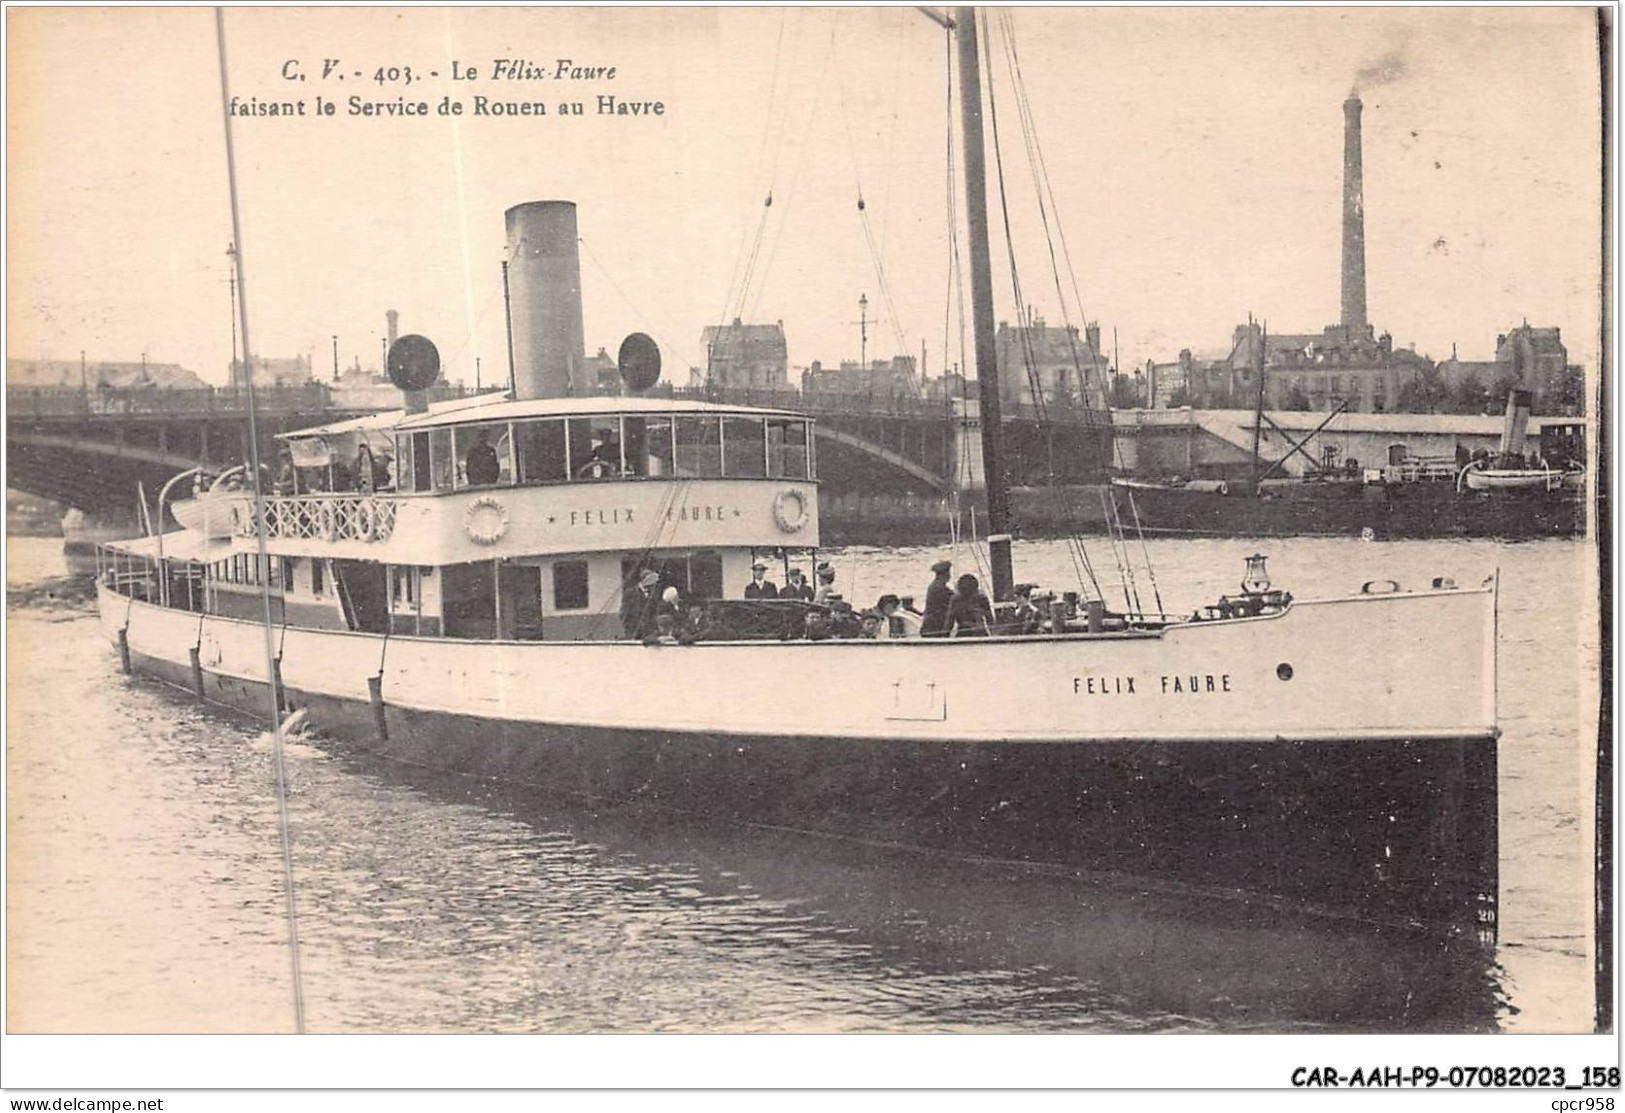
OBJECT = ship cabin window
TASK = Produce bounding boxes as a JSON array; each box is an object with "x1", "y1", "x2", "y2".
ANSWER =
[
  {"x1": 767, "y1": 419, "x2": 811, "y2": 479},
  {"x1": 1388, "y1": 444, "x2": 1408, "y2": 466},
  {"x1": 281, "y1": 558, "x2": 295, "y2": 593},
  {"x1": 515, "y1": 419, "x2": 570, "y2": 484},
  {"x1": 568, "y1": 416, "x2": 624, "y2": 480},
  {"x1": 553, "y1": 560, "x2": 590, "y2": 611},
  {"x1": 392, "y1": 565, "x2": 415, "y2": 605},
  {"x1": 394, "y1": 433, "x2": 415, "y2": 493},
  {"x1": 312, "y1": 559, "x2": 325, "y2": 597},
  {"x1": 451, "y1": 422, "x2": 513, "y2": 490},
  {"x1": 428, "y1": 428, "x2": 455, "y2": 492},
  {"x1": 674, "y1": 415, "x2": 722, "y2": 476},
  {"x1": 622, "y1": 416, "x2": 675, "y2": 477},
  {"x1": 722, "y1": 416, "x2": 767, "y2": 478}
]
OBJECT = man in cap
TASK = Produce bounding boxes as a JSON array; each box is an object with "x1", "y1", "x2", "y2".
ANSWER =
[
  {"x1": 621, "y1": 568, "x2": 662, "y2": 640},
  {"x1": 921, "y1": 559, "x2": 954, "y2": 637},
  {"x1": 744, "y1": 560, "x2": 779, "y2": 599},
  {"x1": 783, "y1": 567, "x2": 815, "y2": 602}
]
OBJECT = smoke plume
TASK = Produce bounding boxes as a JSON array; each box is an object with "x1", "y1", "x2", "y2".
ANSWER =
[{"x1": 1352, "y1": 49, "x2": 1408, "y2": 94}]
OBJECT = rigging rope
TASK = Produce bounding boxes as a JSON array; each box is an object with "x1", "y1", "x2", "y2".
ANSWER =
[{"x1": 214, "y1": 6, "x2": 306, "y2": 1034}]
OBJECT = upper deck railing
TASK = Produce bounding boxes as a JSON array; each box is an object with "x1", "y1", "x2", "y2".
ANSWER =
[{"x1": 8, "y1": 381, "x2": 1109, "y2": 426}]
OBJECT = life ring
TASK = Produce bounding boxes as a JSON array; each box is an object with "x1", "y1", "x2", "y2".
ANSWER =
[
  {"x1": 318, "y1": 501, "x2": 339, "y2": 542},
  {"x1": 772, "y1": 488, "x2": 809, "y2": 533},
  {"x1": 464, "y1": 495, "x2": 510, "y2": 545},
  {"x1": 1360, "y1": 579, "x2": 1400, "y2": 595},
  {"x1": 354, "y1": 500, "x2": 375, "y2": 542}
]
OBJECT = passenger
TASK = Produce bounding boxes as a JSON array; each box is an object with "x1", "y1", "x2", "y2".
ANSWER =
[
  {"x1": 879, "y1": 594, "x2": 922, "y2": 638},
  {"x1": 677, "y1": 602, "x2": 732, "y2": 645},
  {"x1": 744, "y1": 560, "x2": 779, "y2": 599},
  {"x1": 921, "y1": 560, "x2": 954, "y2": 637},
  {"x1": 783, "y1": 567, "x2": 815, "y2": 601},
  {"x1": 1009, "y1": 583, "x2": 1044, "y2": 635},
  {"x1": 659, "y1": 584, "x2": 683, "y2": 624},
  {"x1": 271, "y1": 457, "x2": 294, "y2": 496},
  {"x1": 466, "y1": 429, "x2": 501, "y2": 486},
  {"x1": 354, "y1": 443, "x2": 375, "y2": 493},
  {"x1": 858, "y1": 611, "x2": 882, "y2": 639},
  {"x1": 620, "y1": 569, "x2": 661, "y2": 640},
  {"x1": 372, "y1": 452, "x2": 394, "y2": 492},
  {"x1": 947, "y1": 573, "x2": 994, "y2": 637},
  {"x1": 643, "y1": 612, "x2": 681, "y2": 646},
  {"x1": 812, "y1": 562, "x2": 838, "y2": 606}
]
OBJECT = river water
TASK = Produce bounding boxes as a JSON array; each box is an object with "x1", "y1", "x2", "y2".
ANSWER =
[{"x1": 5, "y1": 533, "x2": 1599, "y2": 1033}]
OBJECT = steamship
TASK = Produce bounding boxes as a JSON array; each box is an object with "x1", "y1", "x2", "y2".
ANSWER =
[{"x1": 94, "y1": 10, "x2": 1500, "y2": 937}]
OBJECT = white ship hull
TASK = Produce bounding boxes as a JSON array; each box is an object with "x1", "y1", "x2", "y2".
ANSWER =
[{"x1": 96, "y1": 579, "x2": 1499, "y2": 936}]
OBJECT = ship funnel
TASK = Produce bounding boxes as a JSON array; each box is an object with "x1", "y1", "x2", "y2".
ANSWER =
[
  {"x1": 1499, "y1": 388, "x2": 1532, "y2": 458},
  {"x1": 504, "y1": 201, "x2": 587, "y2": 400},
  {"x1": 1341, "y1": 94, "x2": 1368, "y2": 330}
]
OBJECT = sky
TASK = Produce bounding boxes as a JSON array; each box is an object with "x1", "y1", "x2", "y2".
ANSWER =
[{"x1": 6, "y1": 6, "x2": 1605, "y2": 388}]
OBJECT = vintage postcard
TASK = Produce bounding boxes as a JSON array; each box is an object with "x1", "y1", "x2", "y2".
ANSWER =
[{"x1": 4, "y1": 3, "x2": 1613, "y2": 1096}]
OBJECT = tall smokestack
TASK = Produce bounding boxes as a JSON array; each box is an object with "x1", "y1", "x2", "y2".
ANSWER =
[
  {"x1": 504, "y1": 201, "x2": 587, "y2": 400},
  {"x1": 1341, "y1": 93, "x2": 1368, "y2": 330},
  {"x1": 385, "y1": 309, "x2": 399, "y2": 354}
]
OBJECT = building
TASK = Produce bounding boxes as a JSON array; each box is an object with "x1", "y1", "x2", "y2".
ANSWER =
[
  {"x1": 583, "y1": 346, "x2": 620, "y2": 395},
  {"x1": 7, "y1": 357, "x2": 207, "y2": 391},
  {"x1": 231, "y1": 354, "x2": 314, "y2": 390},
  {"x1": 1436, "y1": 323, "x2": 1583, "y2": 415},
  {"x1": 1233, "y1": 321, "x2": 1433, "y2": 414},
  {"x1": 801, "y1": 355, "x2": 919, "y2": 401},
  {"x1": 994, "y1": 318, "x2": 1110, "y2": 411},
  {"x1": 699, "y1": 319, "x2": 789, "y2": 391}
]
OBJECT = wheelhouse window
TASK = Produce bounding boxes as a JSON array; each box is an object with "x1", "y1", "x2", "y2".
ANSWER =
[
  {"x1": 453, "y1": 423, "x2": 513, "y2": 489},
  {"x1": 568, "y1": 416, "x2": 624, "y2": 480},
  {"x1": 394, "y1": 433, "x2": 417, "y2": 493},
  {"x1": 428, "y1": 428, "x2": 455, "y2": 492},
  {"x1": 674, "y1": 415, "x2": 722, "y2": 477},
  {"x1": 767, "y1": 419, "x2": 810, "y2": 479},
  {"x1": 515, "y1": 419, "x2": 569, "y2": 484},
  {"x1": 722, "y1": 416, "x2": 766, "y2": 478},
  {"x1": 622, "y1": 416, "x2": 675, "y2": 478}
]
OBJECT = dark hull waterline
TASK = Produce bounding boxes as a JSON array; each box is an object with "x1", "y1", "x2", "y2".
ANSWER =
[{"x1": 124, "y1": 645, "x2": 1499, "y2": 942}]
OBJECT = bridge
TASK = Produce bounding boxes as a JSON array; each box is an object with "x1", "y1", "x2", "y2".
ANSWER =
[{"x1": 6, "y1": 382, "x2": 1111, "y2": 518}]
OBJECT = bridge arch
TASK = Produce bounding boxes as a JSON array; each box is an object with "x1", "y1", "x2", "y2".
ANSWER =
[{"x1": 812, "y1": 425, "x2": 950, "y2": 493}]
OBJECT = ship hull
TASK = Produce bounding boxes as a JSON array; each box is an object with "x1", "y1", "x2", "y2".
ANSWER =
[
  {"x1": 98, "y1": 583, "x2": 1499, "y2": 938},
  {"x1": 1022, "y1": 482, "x2": 1583, "y2": 539}
]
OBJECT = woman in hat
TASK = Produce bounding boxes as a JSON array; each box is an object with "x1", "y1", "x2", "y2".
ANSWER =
[{"x1": 812, "y1": 562, "x2": 838, "y2": 606}]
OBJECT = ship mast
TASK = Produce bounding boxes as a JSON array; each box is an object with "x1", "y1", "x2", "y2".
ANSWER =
[{"x1": 954, "y1": 6, "x2": 1014, "y2": 600}]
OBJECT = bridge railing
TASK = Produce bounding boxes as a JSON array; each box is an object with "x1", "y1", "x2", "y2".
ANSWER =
[
  {"x1": 10, "y1": 380, "x2": 1110, "y2": 426},
  {"x1": 235, "y1": 493, "x2": 398, "y2": 543},
  {"x1": 664, "y1": 385, "x2": 1107, "y2": 425},
  {"x1": 8, "y1": 383, "x2": 336, "y2": 418},
  {"x1": 7, "y1": 381, "x2": 488, "y2": 420}
]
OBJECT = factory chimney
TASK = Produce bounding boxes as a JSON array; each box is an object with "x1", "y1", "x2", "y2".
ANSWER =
[
  {"x1": 385, "y1": 309, "x2": 399, "y2": 355},
  {"x1": 1340, "y1": 93, "x2": 1368, "y2": 331},
  {"x1": 504, "y1": 201, "x2": 587, "y2": 400}
]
